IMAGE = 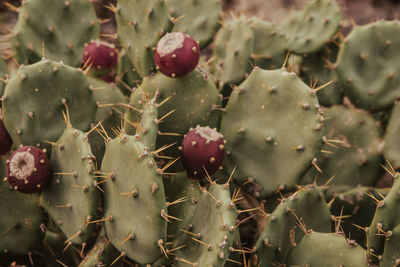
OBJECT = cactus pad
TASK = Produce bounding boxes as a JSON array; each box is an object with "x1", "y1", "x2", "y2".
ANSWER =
[
  {"x1": 40, "y1": 127, "x2": 99, "y2": 245},
  {"x1": 220, "y1": 68, "x2": 323, "y2": 198},
  {"x1": 336, "y1": 20, "x2": 400, "y2": 111},
  {"x1": 286, "y1": 232, "x2": 368, "y2": 266},
  {"x1": 101, "y1": 133, "x2": 167, "y2": 264},
  {"x1": 12, "y1": 0, "x2": 99, "y2": 66},
  {"x1": 283, "y1": 0, "x2": 341, "y2": 54},
  {"x1": 167, "y1": 0, "x2": 222, "y2": 48},
  {"x1": 253, "y1": 185, "x2": 332, "y2": 264},
  {"x1": 2, "y1": 59, "x2": 97, "y2": 149}
]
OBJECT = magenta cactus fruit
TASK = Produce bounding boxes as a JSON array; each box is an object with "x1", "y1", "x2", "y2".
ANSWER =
[
  {"x1": 82, "y1": 40, "x2": 118, "y2": 75},
  {"x1": 0, "y1": 109, "x2": 12, "y2": 155},
  {"x1": 181, "y1": 126, "x2": 225, "y2": 179},
  {"x1": 153, "y1": 32, "x2": 200, "y2": 78},
  {"x1": 6, "y1": 146, "x2": 51, "y2": 193}
]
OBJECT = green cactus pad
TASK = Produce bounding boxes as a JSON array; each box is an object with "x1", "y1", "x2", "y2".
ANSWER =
[
  {"x1": 381, "y1": 224, "x2": 400, "y2": 267},
  {"x1": 40, "y1": 127, "x2": 99, "y2": 245},
  {"x1": 101, "y1": 134, "x2": 167, "y2": 264},
  {"x1": 301, "y1": 42, "x2": 343, "y2": 106},
  {"x1": 167, "y1": 0, "x2": 222, "y2": 48},
  {"x1": 172, "y1": 183, "x2": 238, "y2": 267},
  {"x1": 12, "y1": 0, "x2": 99, "y2": 66},
  {"x1": 253, "y1": 185, "x2": 332, "y2": 265},
  {"x1": 367, "y1": 175, "x2": 400, "y2": 263},
  {"x1": 283, "y1": 0, "x2": 341, "y2": 54},
  {"x1": 138, "y1": 97, "x2": 159, "y2": 151},
  {"x1": 220, "y1": 68, "x2": 323, "y2": 199},
  {"x1": 88, "y1": 77, "x2": 126, "y2": 164},
  {"x1": 383, "y1": 101, "x2": 400, "y2": 169},
  {"x1": 163, "y1": 172, "x2": 204, "y2": 246},
  {"x1": 336, "y1": 21, "x2": 400, "y2": 111},
  {"x1": 0, "y1": 159, "x2": 46, "y2": 256},
  {"x1": 286, "y1": 232, "x2": 368, "y2": 266},
  {"x1": 249, "y1": 18, "x2": 288, "y2": 70},
  {"x1": 116, "y1": 0, "x2": 173, "y2": 77},
  {"x1": 302, "y1": 105, "x2": 383, "y2": 187},
  {"x1": 213, "y1": 16, "x2": 254, "y2": 88},
  {"x1": 329, "y1": 186, "x2": 388, "y2": 248},
  {"x1": 127, "y1": 70, "x2": 221, "y2": 163},
  {"x1": 2, "y1": 59, "x2": 97, "y2": 149}
]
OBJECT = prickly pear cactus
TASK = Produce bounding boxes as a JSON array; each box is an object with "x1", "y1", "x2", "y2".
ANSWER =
[
  {"x1": 116, "y1": 0, "x2": 173, "y2": 77},
  {"x1": 213, "y1": 16, "x2": 254, "y2": 90},
  {"x1": 0, "y1": 159, "x2": 46, "y2": 257},
  {"x1": 286, "y1": 232, "x2": 368, "y2": 266},
  {"x1": 302, "y1": 105, "x2": 383, "y2": 187},
  {"x1": 127, "y1": 70, "x2": 221, "y2": 162},
  {"x1": 249, "y1": 18, "x2": 288, "y2": 70},
  {"x1": 167, "y1": 0, "x2": 222, "y2": 48},
  {"x1": 2, "y1": 59, "x2": 97, "y2": 149},
  {"x1": 329, "y1": 186, "x2": 388, "y2": 247},
  {"x1": 12, "y1": 0, "x2": 100, "y2": 66},
  {"x1": 252, "y1": 185, "x2": 332, "y2": 265},
  {"x1": 283, "y1": 0, "x2": 342, "y2": 54},
  {"x1": 4, "y1": 0, "x2": 400, "y2": 266},
  {"x1": 368, "y1": 173, "x2": 400, "y2": 263},
  {"x1": 40, "y1": 127, "x2": 99, "y2": 245},
  {"x1": 221, "y1": 67, "x2": 323, "y2": 198},
  {"x1": 173, "y1": 182, "x2": 239, "y2": 267},
  {"x1": 101, "y1": 99, "x2": 167, "y2": 264},
  {"x1": 336, "y1": 20, "x2": 400, "y2": 111},
  {"x1": 380, "y1": 224, "x2": 400, "y2": 267}
]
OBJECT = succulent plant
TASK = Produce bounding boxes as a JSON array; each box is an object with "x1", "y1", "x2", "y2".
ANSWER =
[{"x1": 3, "y1": 0, "x2": 400, "y2": 266}]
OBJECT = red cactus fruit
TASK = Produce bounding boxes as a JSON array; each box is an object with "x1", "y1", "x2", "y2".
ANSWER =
[
  {"x1": 6, "y1": 146, "x2": 51, "y2": 194},
  {"x1": 0, "y1": 109, "x2": 12, "y2": 155},
  {"x1": 181, "y1": 126, "x2": 225, "y2": 179},
  {"x1": 153, "y1": 32, "x2": 200, "y2": 78},
  {"x1": 82, "y1": 40, "x2": 118, "y2": 76}
]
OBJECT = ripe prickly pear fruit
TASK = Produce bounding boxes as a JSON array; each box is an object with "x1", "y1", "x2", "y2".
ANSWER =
[
  {"x1": 6, "y1": 146, "x2": 50, "y2": 193},
  {"x1": 153, "y1": 32, "x2": 200, "y2": 78},
  {"x1": 82, "y1": 40, "x2": 118, "y2": 76},
  {"x1": 181, "y1": 126, "x2": 225, "y2": 179},
  {"x1": 0, "y1": 109, "x2": 12, "y2": 155}
]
